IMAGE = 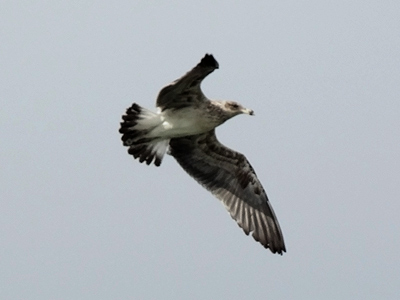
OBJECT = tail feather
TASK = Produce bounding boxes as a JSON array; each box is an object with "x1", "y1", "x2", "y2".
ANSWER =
[{"x1": 119, "y1": 103, "x2": 169, "y2": 166}]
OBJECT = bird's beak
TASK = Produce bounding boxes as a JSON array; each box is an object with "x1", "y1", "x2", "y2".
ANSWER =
[{"x1": 242, "y1": 108, "x2": 254, "y2": 116}]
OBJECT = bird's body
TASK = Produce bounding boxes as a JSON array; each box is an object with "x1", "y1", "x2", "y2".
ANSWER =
[
  {"x1": 151, "y1": 105, "x2": 225, "y2": 138},
  {"x1": 119, "y1": 54, "x2": 286, "y2": 254}
]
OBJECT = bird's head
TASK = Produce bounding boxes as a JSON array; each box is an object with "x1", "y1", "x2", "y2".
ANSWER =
[{"x1": 223, "y1": 101, "x2": 254, "y2": 116}]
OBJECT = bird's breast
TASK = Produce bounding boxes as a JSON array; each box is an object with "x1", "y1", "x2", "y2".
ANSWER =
[{"x1": 150, "y1": 108, "x2": 220, "y2": 138}]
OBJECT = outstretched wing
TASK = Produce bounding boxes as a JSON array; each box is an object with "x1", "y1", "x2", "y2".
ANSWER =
[
  {"x1": 156, "y1": 54, "x2": 219, "y2": 111},
  {"x1": 169, "y1": 130, "x2": 286, "y2": 254}
]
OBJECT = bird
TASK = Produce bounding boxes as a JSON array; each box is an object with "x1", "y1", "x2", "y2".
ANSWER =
[{"x1": 119, "y1": 54, "x2": 286, "y2": 254}]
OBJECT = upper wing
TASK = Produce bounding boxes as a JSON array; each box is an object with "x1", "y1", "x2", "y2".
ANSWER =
[
  {"x1": 169, "y1": 130, "x2": 286, "y2": 254},
  {"x1": 156, "y1": 54, "x2": 219, "y2": 111}
]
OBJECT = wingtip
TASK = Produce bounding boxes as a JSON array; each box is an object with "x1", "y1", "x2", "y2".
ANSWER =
[
  {"x1": 274, "y1": 247, "x2": 286, "y2": 255},
  {"x1": 271, "y1": 240, "x2": 286, "y2": 255},
  {"x1": 199, "y1": 53, "x2": 219, "y2": 69}
]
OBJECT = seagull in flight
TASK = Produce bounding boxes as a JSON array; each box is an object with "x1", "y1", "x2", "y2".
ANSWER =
[{"x1": 119, "y1": 54, "x2": 286, "y2": 254}]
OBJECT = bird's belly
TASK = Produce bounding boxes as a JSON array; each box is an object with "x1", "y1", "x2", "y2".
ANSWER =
[{"x1": 149, "y1": 111, "x2": 217, "y2": 138}]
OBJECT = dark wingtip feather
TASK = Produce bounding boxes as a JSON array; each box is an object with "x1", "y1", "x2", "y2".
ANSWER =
[{"x1": 199, "y1": 53, "x2": 219, "y2": 69}]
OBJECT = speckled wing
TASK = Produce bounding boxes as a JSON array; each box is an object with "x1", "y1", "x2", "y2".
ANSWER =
[
  {"x1": 169, "y1": 130, "x2": 286, "y2": 254},
  {"x1": 156, "y1": 54, "x2": 219, "y2": 111}
]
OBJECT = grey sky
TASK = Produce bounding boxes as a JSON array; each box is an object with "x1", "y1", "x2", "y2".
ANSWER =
[{"x1": 1, "y1": 1, "x2": 399, "y2": 299}]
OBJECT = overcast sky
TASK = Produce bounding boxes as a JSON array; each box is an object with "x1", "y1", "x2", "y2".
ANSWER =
[{"x1": 1, "y1": 1, "x2": 400, "y2": 299}]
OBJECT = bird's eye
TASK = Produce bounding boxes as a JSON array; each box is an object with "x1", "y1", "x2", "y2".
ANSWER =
[{"x1": 230, "y1": 103, "x2": 239, "y2": 109}]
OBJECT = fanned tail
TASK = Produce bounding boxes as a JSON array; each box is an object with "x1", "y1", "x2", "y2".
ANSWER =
[{"x1": 119, "y1": 103, "x2": 169, "y2": 166}]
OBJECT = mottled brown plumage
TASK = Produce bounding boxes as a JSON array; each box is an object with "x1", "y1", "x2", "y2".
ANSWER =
[{"x1": 119, "y1": 54, "x2": 285, "y2": 254}]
